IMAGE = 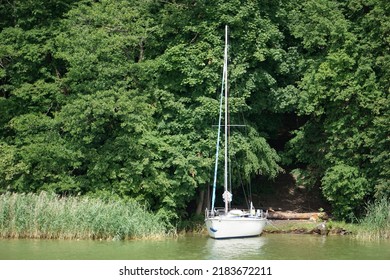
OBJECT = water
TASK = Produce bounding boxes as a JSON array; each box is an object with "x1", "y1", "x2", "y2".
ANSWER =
[{"x1": 1, "y1": 234, "x2": 389, "y2": 260}]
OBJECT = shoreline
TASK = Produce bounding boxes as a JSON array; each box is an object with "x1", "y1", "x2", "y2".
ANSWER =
[
  {"x1": 263, "y1": 220, "x2": 352, "y2": 235},
  {"x1": 179, "y1": 219, "x2": 356, "y2": 237}
]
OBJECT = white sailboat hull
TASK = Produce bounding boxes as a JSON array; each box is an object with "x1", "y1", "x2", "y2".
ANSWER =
[{"x1": 205, "y1": 216, "x2": 267, "y2": 239}]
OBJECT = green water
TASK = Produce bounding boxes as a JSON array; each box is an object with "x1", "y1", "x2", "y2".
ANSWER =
[{"x1": 1, "y1": 234, "x2": 389, "y2": 260}]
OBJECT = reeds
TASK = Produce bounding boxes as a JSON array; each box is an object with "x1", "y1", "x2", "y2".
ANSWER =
[
  {"x1": 357, "y1": 198, "x2": 390, "y2": 240},
  {"x1": 0, "y1": 192, "x2": 169, "y2": 240}
]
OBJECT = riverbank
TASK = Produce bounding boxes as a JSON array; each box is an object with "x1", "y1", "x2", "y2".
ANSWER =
[
  {"x1": 1, "y1": 192, "x2": 388, "y2": 241},
  {"x1": 180, "y1": 219, "x2": 356, "y2": 237},
  {"x1": 263, "y1": 199, "x2": 390, "y2": 239},
  {"x1": 0, "y1": 192, "x2": 169, "y2": 240},
  {"x1": 263, "y1": 220, "x2": 354, "y2": 235}
]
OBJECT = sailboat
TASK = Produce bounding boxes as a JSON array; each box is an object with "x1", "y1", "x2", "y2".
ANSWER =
[{"x1": 205, "y1": 26, "x2": 267, "y2": 239}]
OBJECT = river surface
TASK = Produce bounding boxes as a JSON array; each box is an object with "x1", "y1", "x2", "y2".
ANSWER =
[{"x1": 1, "y1": 234, "x2": 389, "y2": 260}]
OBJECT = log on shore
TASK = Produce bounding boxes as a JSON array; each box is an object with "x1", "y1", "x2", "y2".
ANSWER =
[{"x1": 267, "y1": 211, "x2": 328, "y2": 221}]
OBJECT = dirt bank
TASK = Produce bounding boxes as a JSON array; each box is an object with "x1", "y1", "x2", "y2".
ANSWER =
[{"x1": 264, "y1": 220, "x2": 352, "y2": 235}]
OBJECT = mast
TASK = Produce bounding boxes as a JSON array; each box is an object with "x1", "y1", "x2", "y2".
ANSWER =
[
  {"x1": 224, "y1": 25, "x2": 229, "y2": 214},
  {"x1": 210, "y1": 26, "x2": 228, "y2": 215}
]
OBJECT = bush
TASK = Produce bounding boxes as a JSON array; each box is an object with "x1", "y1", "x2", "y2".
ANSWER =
[{"x1": 322, "y1": 164, "x2": 369, "y2": 220}]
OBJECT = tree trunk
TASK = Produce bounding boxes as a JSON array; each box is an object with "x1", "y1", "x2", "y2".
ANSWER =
[
  {"x1": 267, "y1": 211, "x2": 328, "y2": 220},
  {"x1": 195, "y1": 189, "x2": 206, "y2": 215}
]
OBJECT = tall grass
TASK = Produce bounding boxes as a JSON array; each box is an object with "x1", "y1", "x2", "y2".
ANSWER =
[
  {"x1": 0, "y1": 192, "x2": 170, "y2": 240},
  {"x1": 357, "y1": 198, "x2": 390, "y2": 240}
]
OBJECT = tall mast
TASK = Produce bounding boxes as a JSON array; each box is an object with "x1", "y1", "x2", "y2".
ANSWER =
[{"x1": 224, "y1": 25, "x2": 229, "y2": 214}]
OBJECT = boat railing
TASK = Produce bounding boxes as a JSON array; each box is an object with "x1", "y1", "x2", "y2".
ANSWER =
[
  {"x1": 205, "y1": 207, "x2": 224, "y2": 218},
  {"x1": 205, "y1": 208, "x2": 267, "y2": 219}
]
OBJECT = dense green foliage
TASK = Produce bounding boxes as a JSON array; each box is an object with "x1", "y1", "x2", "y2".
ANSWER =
[
  {"x1": 0, "y1": 0, "x2": 388, "y2": 221},
  {"x1": 285, "y1": 0, "x2": 390, "y2": 219},
  {"x1": 0, "y1": 192, "x2": 168, "y2": 239}
]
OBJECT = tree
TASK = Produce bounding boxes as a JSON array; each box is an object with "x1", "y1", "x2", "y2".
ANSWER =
[
  {"x1": 1, "y1": 0, "x2": 287, "y2": 220},
  {"x1": 0, "y1": 0, "x2": 80, "y2": 193},
  {"x1": 286, "y1": 0, "x2": 389, "y2": 219}
]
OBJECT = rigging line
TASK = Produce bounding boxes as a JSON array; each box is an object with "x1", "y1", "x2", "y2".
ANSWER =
[
  {"x1": 228, "y1": 85, "x2": 232, "y2": 209},
  {"x1": 248, "y1": 174, "x2": 253, "y2": 205},
  {"x1": 239, "y1": 107, "x2": 253, "y2": 203},
  {"x1": 233, "y1": 148, "x2": 250, "y2": 210},
  {"x1": 228, "y1": 129, "x2": 232, "y2": 209},
  {"x1": 210, "y1": 49, "x2": 226, "y2": 212},
  {"x1": 226, "y1": 26, "x2": 232, "y2": 210}
]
